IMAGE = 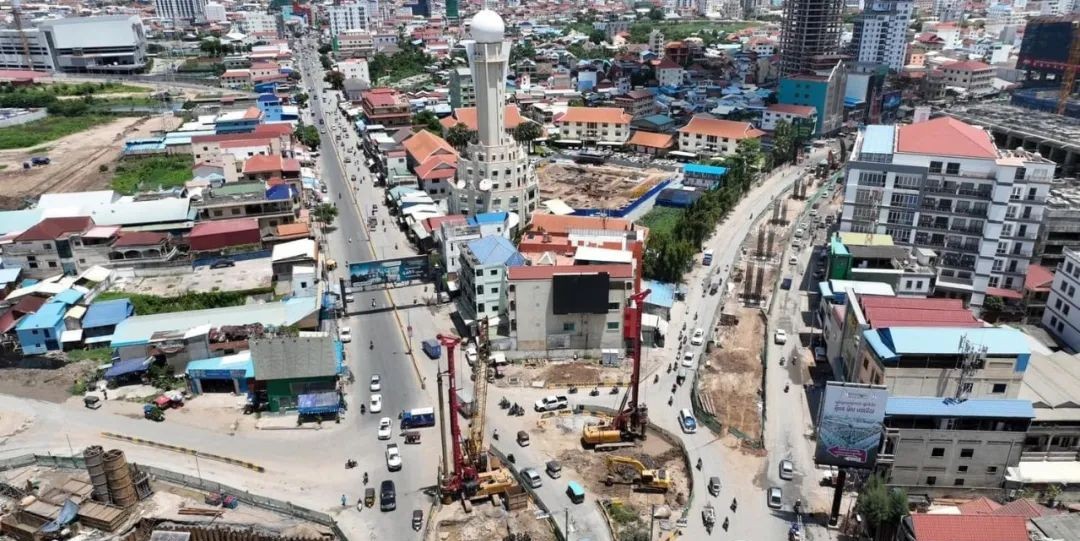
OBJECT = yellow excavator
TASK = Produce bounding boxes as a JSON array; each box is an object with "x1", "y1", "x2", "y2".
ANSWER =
[{"x1": 604, "y1": 456, "x2": 671, "y2": 493}]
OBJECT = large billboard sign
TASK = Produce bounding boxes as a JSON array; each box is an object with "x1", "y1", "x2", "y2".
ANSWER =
[
  {"x1": 814, "y1": 382, "x2": 888, "y2": 468},
  {"x1": 348, "y1": 256, "x2": 430, "y2": 288}
]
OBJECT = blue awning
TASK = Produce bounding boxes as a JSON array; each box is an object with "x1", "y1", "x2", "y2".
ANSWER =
[
  {"x1": 105, "y1": 357, "x2": 152, "y2": 378},
  {"x1": 297, "y1": 391, "x2": 340, "y2": 414}
]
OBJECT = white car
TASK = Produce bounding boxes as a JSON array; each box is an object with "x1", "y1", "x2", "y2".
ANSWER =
[
  {"x1": 678, "y1": 408, "x2": 698, "y2": 434},
  {"x1": 774, "y1": 329, "x2": 788, "y2": 345},
  {"x1": 370, "y1": 394, "x2": 383, "y2": 413},
  {"x1": 682, "y1": 350, "x2": 695, "y2": 367},
  {"x1": 370, "y1": 374, "x2": 381, "y2": 392},
  {"x1": 464, "y1": 344, "x2": 478, "y2": 366},
  {"x1": 779, "y1": 459, "x2": 794, "y2": 481},
  {"x1": 533, "y1": 395, "x2": 569, "y2": 412},
  {"x1": 377, "y1": 417, "x2": 392, "y2": 440},
  {"x1": 339, "y1": 326, "x2": 352, "y2": 343},
  {"x1": 691, "y1": 328, "x2": 705, "y2": 346},
  {"x1": 385, "y1": 443, "x2": 402, "y2": 471}
]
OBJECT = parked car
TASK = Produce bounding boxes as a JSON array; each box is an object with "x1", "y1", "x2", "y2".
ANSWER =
[
  {"x1": 521, "y1": 468, "x2": 543, "y2": 488},
  {"x1": 377, "y1": 417, "x2": 392, "y2": 440},
  {"x1": 30, "y1": 156, "x2": 50, "y2": 166},
  {"x1": 339, "y1": 326, "x2": 352, "y2": 343},
  {"x1": 385, "y1": 443, "x2": 402, "y2": 471},
  {"x1": 546, "y1": 461, "x2": 562, "y2": 479},
  {"x1": 210, "y1": 259, "x2": 235, "y2": 269},
  {"x1": 370, "y1": 394, "x2": 383, "y2": 413},
  {"x1": 533, "y1": 395, "x2": 569, "y2": 412},
  {"x1": 678, "y1": 408, "x2": 698, "y2": 434},
  {"x1": 779, "y1": 460, "x2": 794, "y2": 481},
  {"x1": 774, "y1": 329, "x2": 788, "y2": 345},
  {"x1": 517, "y1": 430, "x2": 531, "y2": 446},
  {"x1": 767, "y1": 487, "x2": 783, "y2": 509},
  {"x1": 691, "y1": 328, "x2": 705, "y2": 346}
]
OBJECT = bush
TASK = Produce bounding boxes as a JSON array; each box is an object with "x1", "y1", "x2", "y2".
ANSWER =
[
  {"x1": 110, "y1": 154, "x2": 195, "y2": 194},
  {"x1": 96, "y1": 288, "x2": 274, "y2": 315}
]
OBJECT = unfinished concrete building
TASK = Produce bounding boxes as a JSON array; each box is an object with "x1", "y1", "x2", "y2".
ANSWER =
[{"x1": 779, "y1": 0, "x2": 845, "y2": 77}]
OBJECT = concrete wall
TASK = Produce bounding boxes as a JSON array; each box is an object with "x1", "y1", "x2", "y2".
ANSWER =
[
  {"x1": 510, "y1": 276, "x2": 632, "y2": 353},
  {"x1": 0, "y1": 109, "x2": 46, "y2": 128},
  {"x1": 886, "y1": 427, "x2": 1026, "y2": 491}
]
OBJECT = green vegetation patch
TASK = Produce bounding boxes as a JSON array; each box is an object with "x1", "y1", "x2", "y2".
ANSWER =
[
  {"x1": 66, "y1": 347, "x2": 114, "y2": 364},
  {"x1": 110, "y1": 154, "x2": 195, "y2": 195},
  {"x1": 638, "y1": 206, "x2": 684, "y2": 238},
  {"x1": 96, "y1": 288, "x2": 274, "y2": 316},
  {"x1": 627, "y1": 20, "x2": 754, "y2": 44},
  {"x1": 0, "y1": 115, "x2": 113, "y2": 150}
]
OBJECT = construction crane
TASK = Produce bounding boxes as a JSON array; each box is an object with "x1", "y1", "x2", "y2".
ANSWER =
[
  {"x1": 1057, "y1": 20, "x2": 1080, "y2": 116},
  {"x1": 581, "y1": 289, "x2": 651, "y2": 451},
  {"x1": 604, "y1": 456, "x2": 671, "y2": 493},
  {"x1": 11, "y1": 0, "x2": 34, "y2": 71},
  {"x1": 464, "y1": 317, "x2": 492, "y2": 474},
  {"x1": 437, "y1": 333, "x2": 515, "y2": 505}
]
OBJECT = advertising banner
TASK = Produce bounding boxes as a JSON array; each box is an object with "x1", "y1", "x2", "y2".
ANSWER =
[
  {"x1": 347, "y1": 256, "x2": 430, "y2": 288},
  {"x1": 814, "y1": 382, "x2": 888, "y2": 468}
]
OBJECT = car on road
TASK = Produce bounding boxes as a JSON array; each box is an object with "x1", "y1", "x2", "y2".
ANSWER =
[
  {"x1": 370, "y1": 394, "x2": 383, "y2": 413},
  {"x1": 708, "y1": 476, "x2": 722, "y2": 496},
  {"x1": 678, "y1": 408, "x2": 698, "y2": 434},
  {"x1": 774, "y1": 329, "x2": 788, "y2": 345},
  {"x1": 377, "y1": 417, "x2": 392, "y2": 440},
  {"x1": 767, "y1": 487, "x2": 783, "y2": 509},
  {"x1": 681, "y1": 351, "x2": 695, "y2": 367},
  {"x1": 521, "y1": 468, "x2": 543, "y2": 488},
  {"x1": 464, "y1": 343, "x2": 478, "y2": 365},
  {"x1": 691, "y1": 328, "x2": 705, "y2": 346},
  {"x1": 344, "y1": 294, "x2": 355, "y2": 304},
  {"x1": 370, "y1": 374, "x2": 381, "y2": 392},
  {"x1": 210, "y1": 259, "x2": 235, "y2": 269},
  {"x1": 779, "y1": 459, "x2": 794, "y2": 480},
  {"x1": 339, "y1": 326, "x2": 352, "y2": 343},
  {"x1": 385, "y1": 443, "x2": 402, "y2": 471},
  {"x1": 533, "y1": 395, "x2": 569, "y2": 412},
  {"x1": 380, "y1": 480, "x2": 396, "y2": 511},
  {"x1": 546, "y1": 461, "x2": 562, "y2": 479}
]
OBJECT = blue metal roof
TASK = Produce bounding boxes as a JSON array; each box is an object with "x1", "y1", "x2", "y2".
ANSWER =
[
  {"x1": 266, "y1": 183, "x2": 294, "y2": 201},
  {"x1": 16, "y1": 302, "x2": 65, "y2": 331},
  {"x1": 878, "y1": 327, "x2": 1030, "y2": 356},
  {"x1": 82, "y1": 299, "x2": 134, "y2": 329},
  {"x1": 886, "y1": 397, "x2": 1035, "y2": 419},
  {"x1": 0, "y1": 267, "x2": 21, "y2": 285},
  {"x1": 642, "y1": 280, "x2": 675, "y2": 309},
  {"x1": 829, "y1": 235, "x2": 849, "y2": 256},
  {"x1": 186, "y1": 351, "x2": 254, "y2": 378},
  {"x1": 105, "y1": 357, "x2": 152, "y2": 378},
  {"x1": 468, "y1": 211, "x2": 508, "y2": 226},
  {"x1": 466, "y1": 236, "x2": 526, "y2": 267},
  {"x1": 640, "y1": 114, "x2": 674, "y2": 126},
  {"x1": 863, "y1": 329, "x2": 898, "y2": 361},
  {"x1": 861, "y1": 125, "x2": 895, "y2": 155},
  {"x1": 52, "y1": 289, "x2": 84, "y2": 306},
  {"x1": 683, "y1": 163, "x2": 729, "y2": 177}
]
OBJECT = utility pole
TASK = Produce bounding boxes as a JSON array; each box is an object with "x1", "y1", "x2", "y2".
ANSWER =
[{"x1": 564, "y1": 508, "x2": 570, "y2": 541}]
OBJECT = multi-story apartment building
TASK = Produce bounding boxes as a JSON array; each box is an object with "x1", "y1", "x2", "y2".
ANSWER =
[
  {"x1": 613, "y1": 89, "x2": 658, "y2": 119},
  {"x1": 457, "y1": 236, "x2": 526, "y2": 321},
  {"x1": 555, "y1": 107, "x2": 632, "y2": 146},
  {"x1": 5, "y1": 217, "x2": 113, "y2": 279},
  {"x1": 1037, "y1": 185, "x2": 1080, "y2": 269},
  {"x1": 849, "y1": 0, "x2": 914, "y2": 71},
  {"x1": 193, "y1": 181, "x2": 300, "y2": 239},
  {"x1": 338, "y1": 31, "x2": 374, "y2": 58},
  {"x1": 928, "y1": 60, "x2": 995, "y2": 98},
  {"x1": 204, "y1": 2, "x2": 226, "y2": 22},
  {"x1": 1041, "y1": 249, "x2": 1080, "y2": 350},
  {"x1": 360, "y1": 88, "x2": 410, "y2": 126},
  {"x1": 677, "y1": 116, "x2": 765, "y2": 157},
  {"x1": 760, "y1": 103, "x2": 818, "y2": 132},
  {"x1": 839, "y1": 117, "x2": 1055, "y2": 309},
  {"x1": 239, "y1": 12, "x2": 280, "y2": 36},
  {"x1": 449, "y1": 66, "x2": 475, "y2": 108},
  {"x1": 339, "y1": 59, "x2": 370, "y2": 85},
  {"x1": 327, "y1": 2, "x2": 370, "y2": 37},
  {"x1": 778, "y1": 0, "x2": 845, "y2": 77},
  {"x1": 155, "y1": 0, "x2": 207, "y2": 23}
]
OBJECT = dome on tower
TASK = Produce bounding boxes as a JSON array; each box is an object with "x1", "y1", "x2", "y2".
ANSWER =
[{"x1": 470, "y1": 9, "x2": 505, "y2": 43}]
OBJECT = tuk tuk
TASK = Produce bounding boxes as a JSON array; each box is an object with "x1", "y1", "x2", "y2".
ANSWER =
[
  {"x1": 412, "y1": 509, "x2": 423, "y2": 531},
  {"x1": 326, "y1": 259, "x2": 337, "y2": 271},
  {"x1": 83, "y1": 396, "x2": 101, "y2": 410},
  {"x1": 403, "y1": 431, "x2": 421, "y2": 444},
  {"x1": 364, "y1": 488, "x2": 375, "y2": 508},
  {"x1": 566, "y1": 481, "x2": 585, "y2": 504}
]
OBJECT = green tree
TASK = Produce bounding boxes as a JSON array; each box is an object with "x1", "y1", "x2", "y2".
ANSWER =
[
  {"x1": 319, "y1": 54, "x2": 333, "y2": 70},
  {"x1": 324, "y1": 70, "x2": 345, "y2": 91},
  {"x1": 445, "y1": 122, "x2": 474, "y2": 151},
  {"x1": 512, "y1": 121, "x2": 543, "y2": 152},
  {"x1": 510, "y1": 41, "x2": 536, "y2": 65},
  {"x1": 318, "y1": 43, "x2": 333, "y2": 55},
  {"x1": 771, "y1": 119, "x2": 796, "y2": 166},
  {"x1": 856, "y1": 474, "x2": 908, "y2": 541},
  {"x1": 294, "y1": 92, "x2": 309, "y2": 107},
  {"x1": 199, "y1": 39, "x2": 222, "y2": 57},
  {"x1": 647, "y1": 6, "x2": 664, "y2": 20},
  {"x1": 312, "y1": 203, "x2": 339, "y2": 230},
  {"x1": 983, "y1": 295, "x2": 1005, "y2": 314},
  {"x1": 294, "y1": 123, "x2": 320, "y2": 149},
  {"x1": 589, "y1": 29, "x2": 607, "y2": 45},
  {"x1": 413, "y1": 111, "x2": 444, "y2": 134}
]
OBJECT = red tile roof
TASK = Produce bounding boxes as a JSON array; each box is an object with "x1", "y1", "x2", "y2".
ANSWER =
[
  {"x1": 767, "y1": 103, "x2": 817, "y2": 117},
  {"x1": 242, "y1": 154, "x2": 298, "y2": 174},
  {"x1": 527, "y1": 213, "x2": 634, "y2": 236},
  {"x1": 986, "y1": 286, "x2": 1024, "y2": 300},
  {"x1": 403, "y1": 129, "x2": 457, "y2": 164},
  {"x1": 908, "y1": 514, "x2": 1028, "y2": 541},
  {"x1": 990, "y1": 499, "x2": 1057, "y2": 519},
  {"x1": 253, "y1": 123, "x2": 295, "y2": 137},
  {"x1": 1024, "y1": 264, "x2": 1054, "y2": 292},
  {"x1": 896, "y1": 117, "x2": 998, "y2": 159},
  {"x1": 860, "y1": 297, "x2": 980, "y2": 328},
  {"x1": 957, "y1": 497, "x2": 1002, "y2": 515},
  {"x1": 945, "y1": 60, "x2": 992, "y2": 72},
  {"x1": 415, "y1": 155, "x2": 458, "y2": 180},
  {"x1": 557, "y1": 107, "x2": 632, "y2": 125},
  {"x1": 443, "y1": 105, "x2": 527, "y2": 131},
  {"x1": 424, "y1": 214, "x2": 468, "y2": 233},
  {"x1": 192, "y1": 131, "x2": 282, "y2": 145},
  {"x1": 679, "y1": 116, "x2": 766, "y2": 140},
  {"x1": 508, "y1": 263, "x2": 635, "y2": 280},
  {"x1": 628, "y1": 130, "x2": 674, "y2": 149},
  {"x1": 363, "y1": 88, "x2": 404, "y2": 107},
  {"x1": 656, "y1": 57, "x2": 681, "y2": 70},
  {"x1": 16, "y1": 217, "x2": 93, "y2": 242},
  {"x1": 112, "y1": 232, "x2": 167, "y2": 248}
]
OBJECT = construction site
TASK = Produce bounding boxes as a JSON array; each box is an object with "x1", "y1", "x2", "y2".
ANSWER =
[
  {"x1": 536, "y1": 162, "x2": 670, "y2": 214},
  {"x1": 0, "y1": 447, "x2": 332, "y2": 541}
]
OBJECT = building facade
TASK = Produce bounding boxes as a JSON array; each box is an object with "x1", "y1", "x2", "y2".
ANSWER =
[
  {"x1": 36, "y1": 16, "x2": 148, "y2": 73},
  {"x1": 850, "y1": 0, "x2": 914, "y2": 71},
  {"x1": 0, "y1": 29, "x2": 54, "y2": 71},
  {"x1": 327, "y1": 2, "x2": 370, "y2": 37},
  {"x1": 457, "y1": 236, "x2": 526, "y2": 321},
  {"x1": 555, "y1": 107, "x2": 632, "y2": 146},
  {"x1": 778, "y1": 0, "x2": 845, "y2": 76},
  {"x1": 1042, "y1": 249, "x2": 1080, "y2": 351},
  {"x1": 677, "y1": 116, "x2": 765, "y2": 157},
  {"x1": 777, "y1": 60, "x2": 847, "y2": 135},
  {"x1": 839, "y1": 118, "x2": 1055, "y2": 308},
  {"x1": 155, "y1": 0, "x2": 207, "y2": 23},
  {"x1": 449, "y1": 66, "x2": 475, "y2": 108}
]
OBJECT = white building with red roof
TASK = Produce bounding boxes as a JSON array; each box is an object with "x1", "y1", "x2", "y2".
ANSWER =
[
  {"x1": 676, "y1": 115, "x2": 765, "y2": 157},
  {"x1": 554, "y1": 107, "x2": 632, "y2": 146},
  {"x1": 760, "y1": 103, "x2": 818, "y2": 131}
]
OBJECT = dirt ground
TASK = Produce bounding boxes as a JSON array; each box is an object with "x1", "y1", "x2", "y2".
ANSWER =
[
  {"x1": 700, "y1": 306, "x2": 765, "y2": 440},
  {"x1": 537, "y1": 162, "x2": 668, "y2": 211},
  {"x1": 0, "y1": 359, "x2": 98, "y2": 403},
  {"x1": 495, "y1": 360, "x2": 632, "y2": 388},
  {"x1": 0, "y1": 114, "x2": 182, "y2": 210},
  {"x1": 431, "y1": 500, "x2": 556, "y2": 541}
]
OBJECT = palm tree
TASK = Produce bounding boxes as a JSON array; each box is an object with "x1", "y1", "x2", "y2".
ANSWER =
[
  {"x1": 445, "y1": 122, "x2": 474, "y2": 151},
  {"x1": 512, "y1": 121, "x2": 543, "y2": 153}
]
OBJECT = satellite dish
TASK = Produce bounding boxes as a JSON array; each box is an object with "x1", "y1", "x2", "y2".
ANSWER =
[
  {"x1": 478, "y1": 179, "x2": 493, "y2": 191},
  {"x1": 455, "y1": 179, "x2": 467, "y2": 190}
]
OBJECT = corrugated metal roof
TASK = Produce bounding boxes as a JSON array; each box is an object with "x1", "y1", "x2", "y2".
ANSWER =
[
  {"x1": 186, "y1": 350, "x2": 254, "y2": 378},
  {"x1": 250, "y1": 335, "x2": 336, "y2": 381},
  {"x1": 878, "y1": 327, "x2": 1029, "y2": 356},
  {"x1": 465, "y1": 236, "x2": 526, "y2": 267},
  {"x1": 111, "y1": 297, "x2": 318, "y2": 347},
  {"x1": 886, "y1": 397, "x2": 1034, "y2": 418},
  {"x1": 861, "y1": 125, "x2": 895, "y2": 155},
  {"x1": 83, "y1": 299, "x2": 134, "y2": 329},
  {"x1": 908, "y1": 514, "x2": 1028, "y2": 541},
  {"x1": 642, "y1": 280, "x2": 675, "y2": 309},
  {"x1": 1019, "y1": 351, "x2": 1080, "y2": 413}
]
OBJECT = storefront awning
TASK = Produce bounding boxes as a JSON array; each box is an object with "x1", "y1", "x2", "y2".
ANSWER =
[
  {"x1": 297, "y1": 391, "x2": 340, "y2": 415},
  {"x1": 105, "y1": 357, "x2": 152, "y2": 378}
]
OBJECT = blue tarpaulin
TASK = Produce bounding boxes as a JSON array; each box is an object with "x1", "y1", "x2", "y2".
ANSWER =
[
  {"x1": 105, "y1": 357, "x2": 152, "y2": 378},
  {"x1": 297, "y1": 392, "x2": 340, "y2": 415}
]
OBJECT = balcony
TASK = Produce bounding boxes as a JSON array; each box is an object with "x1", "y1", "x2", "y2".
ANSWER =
[
  {"x1": 920, "y1": 201, "x2": 953, "y2": 213},
  {"x1": 954, "y1": 206, "x2": 989, "y2": 217},
  {"x1": 917, "y1": 220, "x2": 952, "y2": 232},
  {"x1": 949, "y1": 225, "x2": 985, "y2": 236},
  {"x1": 927, "y1": 170, "x2": 996, "y2": 181}
]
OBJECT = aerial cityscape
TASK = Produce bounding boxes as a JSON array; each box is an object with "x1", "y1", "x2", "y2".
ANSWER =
[{"x1": 0, "y1": 0, "x2": 1077, "y2": 541}]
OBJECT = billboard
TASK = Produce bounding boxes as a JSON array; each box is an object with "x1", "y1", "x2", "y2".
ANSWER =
[
  {"x1": 553, "y1": 273, "x2": 611, "y2": 314},
  {"x1": 348, "y1": 256, "x2": 430, "y2": 288},
  {"x1": 814, "y1": 382, "x2": 888, "y2": 468},
  {"x1": 881, "y1": 91, "x2": 902, "y2": 111}
]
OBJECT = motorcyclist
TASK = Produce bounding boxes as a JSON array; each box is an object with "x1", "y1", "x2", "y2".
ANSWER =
[
  {"x1": 363, "y1": 472, "x2": 368, "y2": 484},
  {"x1": 369, "y1": 339, "x2": 374, "y2": 349},
  {"x1": 697, "y1": 458, "x2": 703, "y2": 470},
  {"x1": 371, "y1": 298, "x2": 376, "y2": 308}
]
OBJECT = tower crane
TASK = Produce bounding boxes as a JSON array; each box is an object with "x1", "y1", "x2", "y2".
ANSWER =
[
  {"x1": 1057, "y1": 21, "x2": 1080, "y2": 116},
  {"x1": 581, "y1": 289, "x2": 651, "y2": 450},
  {"x1": 11, "y1": 0, "x2": 34, "y2": 71}
]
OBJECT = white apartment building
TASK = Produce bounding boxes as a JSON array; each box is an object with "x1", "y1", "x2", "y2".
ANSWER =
[
  {"x1": 760, "y1": 103, "x2": 818, "y2": 131},
  {"x1": 930, "y1": 60, "x2": 995, "y2": 97},
  {"x1": 555, "y1": 107, "x2": 632, "y2": 146},
  {"x1": 457, "y1": 236, "x2": 526, "y2": 321},
  {"x1": 850, "y1": 0, "x2": 914, "y2": 71},
  {"x1": 839, "y1": 117, "x2": 1055, "y2": 309},
  {"x1": 204, "y1": 2, "x2": 226, "y2": 22},
  {"x1": 337, "y1": 31, "x2": 374, "y2": 57},
  {"x1": 339, "y1": 59, "x2": 370, "y2": 85},
  {"x1": 450, "y1": 66, "x2": 475, "y2": 108},
  {"x1": 327, "y1": 3, "x2": 370, "y2": 37},
  {"x1": 677, "y1": 116, "x2": 765, "y2": 157},
  {"x1": 1042, "y1": 249, "x2": 1080, "y2": 351},
  {"x1": 155, "y1": 0, "x2": 207, "y2": 22},
  {"x1": 240, "y1": 12, "x2": 279, "y2": 35}
]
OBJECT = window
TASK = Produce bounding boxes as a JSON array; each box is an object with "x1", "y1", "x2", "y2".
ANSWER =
[
  {"x1": 607, "y1": 302, "x2": 619, "y2": 310},
  {"x1": 960, "y1": 448, "x2": 974, "y2": 458},
  {"x1": 992, "y1": 383, "x2": 1007, "y2": 394},
  {"x1": 929, "y1": 161, "x2": 943, "y2": 173},
  {"x1": 476, "y1": 269, "x2": 483, "y2": 277},
  {"x1": 562, "y1": 322, "x2": 575, "y2": 331},
  {"x1": 926, "y1": 476, "x2": 937, "y2": 486},
  {"x1": 47, "y1": 261, "x2": 57, "y2": 268},
  {"x1": 489, "y1": 269, "x2": 498, "y2": 276},
  {"x1": 953, "y1": 478, "x2": 965, "y2": 486},
  {"x1": 931, "y1": 447, "x2": 945, "y2": 457},
  {"x1": 606, "y1": 322, "x2": 619, "y2": 330},
  {"x1": 946, "y1": 163, "x2": 960, "y2": 175},
  {"x1": 957, "y1": 465, "x2": 968, "y2": 473},
  {"x1": 986, "y1": 466, "x2": 998, "y2": 474},
  {"x1": 477, "y1": 303, "x2": 486, "y2": 312}
]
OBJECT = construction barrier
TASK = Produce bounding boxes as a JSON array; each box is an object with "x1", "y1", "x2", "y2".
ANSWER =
[
  {"x1": 543, "y1": 380, "x2": 629, "y2": 389},
  {"x1": 100, "y1": 432, "x2": 265, "y2": 473}
]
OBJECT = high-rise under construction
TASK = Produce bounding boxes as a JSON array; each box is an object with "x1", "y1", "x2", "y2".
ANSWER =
[{"x1": 778, "y1": 0, "x2": 845, "y2": 77}]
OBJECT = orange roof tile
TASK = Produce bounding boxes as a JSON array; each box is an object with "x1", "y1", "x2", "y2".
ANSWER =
[
  {"x1": 767, "y1": 103, "x2": 817, "y2": 117},
  {"x1": 402, "y1": 129, "x2": 457, "y2": 164},
  {"x1": 628, "y1": 131, "x2": 674, "y2": 149},
  {"x1": 556, "y1": 107, "x2": 632, "y2": 125},
  {"x1": 679, "y1": 116, "x2": 766, "y2": 140},
  {"x1": 908, "y1": 514, "x2": 1028, "y2": 541},
  {"x1": 415, "y1": 154, "x2": 458, "y2": 180},
  {"x1": 1025, "y1": 264, "x2": 1055, "y2": 292},
  {"x1": 944, "y1": 60, "x2": 992, "y2": 72},
  {"x1": 448, "y1": 105, "x2": 526, "y2": 131},
  {"x1": 242, "y1": 106, "x2": 262, "y2": 120},
  {"x1": 527, "y1": 213, "x2": 634, "y2": 236},
  {"x1": 896, "y1": 117, "x2": 998, "y2": 159},
  {"x1": 275, "y1": 222, "x2": 311, "y2": 238}
]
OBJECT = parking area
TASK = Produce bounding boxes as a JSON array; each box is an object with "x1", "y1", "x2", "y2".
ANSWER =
[{"x1": 111, "y1": 257, "x2": 274, "y2": 295}]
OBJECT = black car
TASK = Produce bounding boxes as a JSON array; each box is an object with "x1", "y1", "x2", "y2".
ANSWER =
[
  {"x1": 380, "y1": 480, "x2": 396, "y2": 511},
  {"x1": 210, "y1": 259, "x2": 235, "y2": 269}
]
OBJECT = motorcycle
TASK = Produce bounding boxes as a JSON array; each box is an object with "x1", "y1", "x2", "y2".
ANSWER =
[
  {"x1": 609, "y1": 386, "x2": 619, "y2": 395},
  {"x1": 654, "y1": 374, "x2": 660, "y2": 384},
  {"x1": 671, "y1": 384, "x2": 677, "y2": 394},
  {"x1": 369, "y1": 340, "x2": 374, "y2": 350},
  {"x1": 499, "y1": 397, "x2": 510, "y2": 409},
  {"x1": 784, "y1": 384, "x2": 790, "y2": 393},
  {"x1": 589, "y1": 387, "x2": 600, "y2": 397},
  {"x1": 730, "y1": 498, "x2": 738, "y2": 512},
  {"x1": 668, "y1": 396, "x2": 673, "y2": 406},
  {"x1": 722, "y1": 518, "x2": 729, "y2": 531},
  {"x1": 363, "y1": 472, "x2": 368, "y2": 485},
  {"x1": 568, "y1": 386, "x2": 578, "y2": 394},
  {"x1": 780, "y1": 356, "x2": 786, "y2": 366},
  {"x1": 345, "y1": 459, "x2": 357, "y2": 469},
  {"x1": 666, "y1": 364, "x2": 672, "y2": 373},
  {"x1": 697, "y1": 458, "x2": 703, "y2": 470},
  {"x1": 360, "y1": 404, "x2": 366, "y2": 414}
]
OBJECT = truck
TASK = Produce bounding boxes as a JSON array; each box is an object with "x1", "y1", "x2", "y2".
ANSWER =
[
  {"x1": 401, "y1": 407, "x2": 436, "y2": 429},
  {"x1": 709, "y1": 277, "x2": 720, "y2": 295},
  {"x1": 702, "y1": 249, "x2": 714, "y2": 266}
]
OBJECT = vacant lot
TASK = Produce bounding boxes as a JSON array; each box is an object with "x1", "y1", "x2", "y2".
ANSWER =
[
  {"x1": 0, "y1": 115, "x2": 114, "y2": 150},
  {"x1": 111, "y1": 154, "x2": 194, "y2": 194},
  {"x1": 95, "y1": 288, "x2": 273, "y2": 316},
  {"x1": 638, "y1": 206, "x2": 684, "y2": 238}
]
